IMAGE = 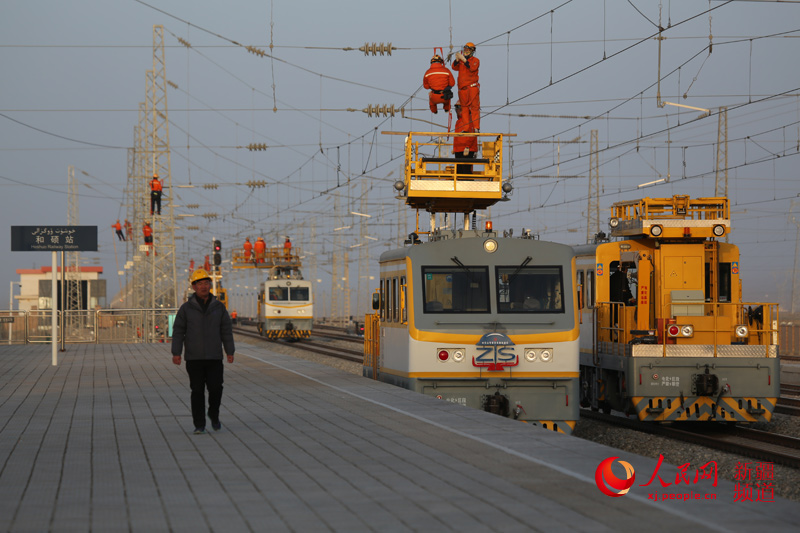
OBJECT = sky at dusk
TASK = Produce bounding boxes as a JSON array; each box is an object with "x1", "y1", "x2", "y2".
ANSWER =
[{"x1": 2, "y1": 0, "x2": 799, "y2": 315}]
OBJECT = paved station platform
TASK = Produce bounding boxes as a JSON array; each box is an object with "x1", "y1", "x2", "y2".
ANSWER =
[{"x1": 0, "y1": 342, "x2": 798, "y2": 532}]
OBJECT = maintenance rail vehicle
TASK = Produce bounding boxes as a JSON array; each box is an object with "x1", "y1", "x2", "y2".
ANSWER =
[
  {"x1": 574, "y1": 195, "x2": 779, "y2": 423},
  {"x1": 364, "y1": 131, "x2": 580, "y2": 433},
  {"x1": 232, "y1": 244, "x2": 313, "y2": 340}
]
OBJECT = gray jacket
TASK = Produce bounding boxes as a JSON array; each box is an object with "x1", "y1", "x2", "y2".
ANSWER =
[{"x1": 171, "y1": 293, "x2": 235, "y2": 360}]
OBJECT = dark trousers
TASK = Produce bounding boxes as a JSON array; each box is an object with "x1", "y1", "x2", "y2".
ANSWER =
[
  {"x1": 151, "y1": 191, "x2": 161, "y2": 215},
  {"x1": 185, "y1": 359, "x2": 224, "y2": 429},
  {"x1": 455, "y1": 152, "x2": 476, "y2": 175}
]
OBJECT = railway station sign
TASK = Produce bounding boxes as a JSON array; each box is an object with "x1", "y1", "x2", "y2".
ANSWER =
[{"x1": 11, "y1": 226, "x2": 97, "y2": 252}]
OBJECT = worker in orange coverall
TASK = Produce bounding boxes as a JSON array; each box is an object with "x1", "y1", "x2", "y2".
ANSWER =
[
  {"x1": 143, "y1": 222, "x2": 154, "y2": 256},
  {"x1": 451, "y1": 42, "x2": 480, "y2": 131},
  {"x1": 243, "y1": 238, "x2": 253, "y2": 262},
  {"x1": 112, "y1": 220, "x2": 125, "y2": 241},
  {"x1": 423, "y1": 55, "x2": 455, "y2": 114},
  {"x1": 453, "y1": 104, "x2": 478, "y2": 175},
  {"x1": 254, "y1": 237, "x2": 266, "y2": 264},
  {"x1": 284, "y1": 238, "x2": 292, "y2": 261}
]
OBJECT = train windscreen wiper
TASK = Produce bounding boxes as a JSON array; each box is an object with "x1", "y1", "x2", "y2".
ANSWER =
[
  {"x1": 450, "y1": 256, "x2": 475, "y2": 282},
  {"x1": 508, "y1": 256, "x2": 532, "y2": 284}
]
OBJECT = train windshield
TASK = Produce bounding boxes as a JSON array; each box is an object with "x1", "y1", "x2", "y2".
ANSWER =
[
  {"x1": 268, "y1": 287, "x2": 287, "y2": 301},
  {"x1": 290, "y1": 287, "x2": 309, "y2": 301},
  {"x1": 496, "y1": 266, "x2": 565, "y2": 313},
  {"x1": 421, "y1": 266, "x2": 490, "y2": 313}
]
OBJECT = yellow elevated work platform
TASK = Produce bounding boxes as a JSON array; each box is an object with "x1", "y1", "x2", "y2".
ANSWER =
[
  {"x1": 609, "y1": 195, "x2": 730, "y2": 239},
  {"x1": 383, "y1": 131, "x2": 513, "y2": 213},
  {"x1": 231, "y1": 246, "x2": 303, "y2": 270}
]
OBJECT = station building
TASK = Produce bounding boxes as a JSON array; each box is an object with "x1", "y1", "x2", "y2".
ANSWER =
[{"x1": 14, "y1": 266, "x2": 105, "y2": 311}]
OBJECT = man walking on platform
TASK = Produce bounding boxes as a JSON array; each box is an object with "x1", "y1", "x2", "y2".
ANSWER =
[{"x1": 172, "y1": 269, "x2": 236, "y2": 434}]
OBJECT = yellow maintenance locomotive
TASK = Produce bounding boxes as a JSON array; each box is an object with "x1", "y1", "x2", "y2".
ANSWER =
[
  {"x1": 574, "y1": 195, "x2": 779, "y2": 423},
  {"x1": 364, "y1": 131, "x2": 580, "y2": 433}
]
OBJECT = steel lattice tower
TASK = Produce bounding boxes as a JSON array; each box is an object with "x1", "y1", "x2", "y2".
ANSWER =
[
  {"x1": 66, "y1": 166, "x2": 83, "y2": 323},
  {"x1": 356, "y1": 181, "x2": 370, "y2": 318},
  {"x1": 330, "y1": 194, "x2": 342, "y2": 325},
  {"x1": 586, "y1": 129, "x2": 600, "y2": 244},
  {"x1": 119, "y1": 26, "x2": 179, "y2": 309},
  {"x1": 715, "y1": 107, "x2": 729, "y2": 198}
]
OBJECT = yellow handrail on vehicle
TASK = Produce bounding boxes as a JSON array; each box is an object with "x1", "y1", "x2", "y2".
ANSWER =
[{"x1": 382, "y1": 131, "x2": 515, "y2": 213}]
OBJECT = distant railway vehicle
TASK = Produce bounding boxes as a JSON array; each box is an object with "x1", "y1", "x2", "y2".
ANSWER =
[
  {"x1": 575, "y1": 195, "x2": 779, "y2": 423},
  {"x1": 232, "y1": 243, "x2": 313, "y2": 340},
  {"x1": 364, "y1": 131, "x2": 579, "y2": 433}
]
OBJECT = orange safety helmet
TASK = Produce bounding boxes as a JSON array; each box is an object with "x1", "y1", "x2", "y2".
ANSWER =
[
  {"x1": 153, "y1": 172, "x2": 159, "y2": 179},
  {"x1": 430, "y1": 54, "x2": 444, "y2": 64},
  {"x1": 189, "y1": 268, "x2": 212, "y2": 284},
  {"x1": 463, "y1": 42, "x2": 476, "y2": 54}
]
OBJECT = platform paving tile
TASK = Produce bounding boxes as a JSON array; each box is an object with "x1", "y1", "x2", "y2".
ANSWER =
[{"x1": 1, "y1": 343, "x2": 799, "y2": 532}]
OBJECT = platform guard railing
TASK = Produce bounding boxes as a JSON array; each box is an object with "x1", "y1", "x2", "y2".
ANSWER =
[{"x1": 0, "y1": 309, "x2": 178, "y2": 344}]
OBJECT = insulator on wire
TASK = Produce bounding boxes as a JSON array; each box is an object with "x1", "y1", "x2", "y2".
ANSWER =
[
  {"x1": 362, "y1": 104, "x2": 397, "y2": 117},
  {"x1": 359, "y1": 42, "x2": 394, "y2": 56},
  {"x1": 167, "y1": 80, "x2": 178, "y2": 89},
  {"x1": 187, "y1": 226, "x2": 200, "y2": 231},
  {"x1": 177, "y1": 37, "x2": 191, "y2": 48},
  {"x1": 246, "y1": 45, "x2": 267, "y2": 57},
  {"x1": 246, "y1": 180, "x2": 267, "y2": 188},
  {"x1": 202, "y1": 213, "x2": 219, "y2": 219},
  {"x1": 247, "y1": 143, "x2": 268, "y2": 151},
  {"x1": 202, "y1": 184, "x2": 219, "y2": 190}
]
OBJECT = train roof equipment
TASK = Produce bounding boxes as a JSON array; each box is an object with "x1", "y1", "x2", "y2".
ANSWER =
[
  {"x1": 383, "y1": 131, "x2": 515, "y2": 215},
  {"x1": 608, "y1": 195, "x2": 730, "y2": 240}
]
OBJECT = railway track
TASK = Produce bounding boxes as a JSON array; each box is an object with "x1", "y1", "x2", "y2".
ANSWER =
[
  {"x1": 232, "y1": 325, "x2": 364, "y2": 363},
  {"x1": 581, "y1": 409, "x2": 800, "y2": 469}
]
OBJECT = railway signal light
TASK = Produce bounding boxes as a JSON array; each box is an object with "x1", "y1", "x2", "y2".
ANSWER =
[{"x1": 214, "y1": 239, "x2": 222, "y2": 266}]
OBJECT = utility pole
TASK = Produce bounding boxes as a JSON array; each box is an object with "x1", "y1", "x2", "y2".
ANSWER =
[
  {"x1": 791, "y1": 203, "x2": 800, "y2": 315},
  {"x1": 331, "y1": 194, "x2": 341, "y2": 325}
]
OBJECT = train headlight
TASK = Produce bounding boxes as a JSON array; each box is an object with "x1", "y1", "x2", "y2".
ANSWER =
[
  {"x1": 680, "y1": 325, "x2": 694, "y2": 337},
  {"x1": 524, "y1": 349, "x2": 537, "y2": 362},
  {"x1": 650, "y1": 225, "x2": 663, "y2": 237},
  {"x1": 483, "y1": 239, "x2": 498, "y2": 253},
  {"x1": 540, "y1": 349, "x2": 553, "y2": 362},
  {"x1": 735, "y1": 325, "x2": 749, "y2": 338},
  {"x1": 452, "y1": 349, "x2": 465, "y2": 362},
  {"x1": 713, "y1": 224, "x2": 725, "y2": 237},
  {"x1": 609, "y1": 217, "x2": 619, "y2": 228},
  {"x1": 437, "y1": 349, "x2": 450, "y2": 362}
]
